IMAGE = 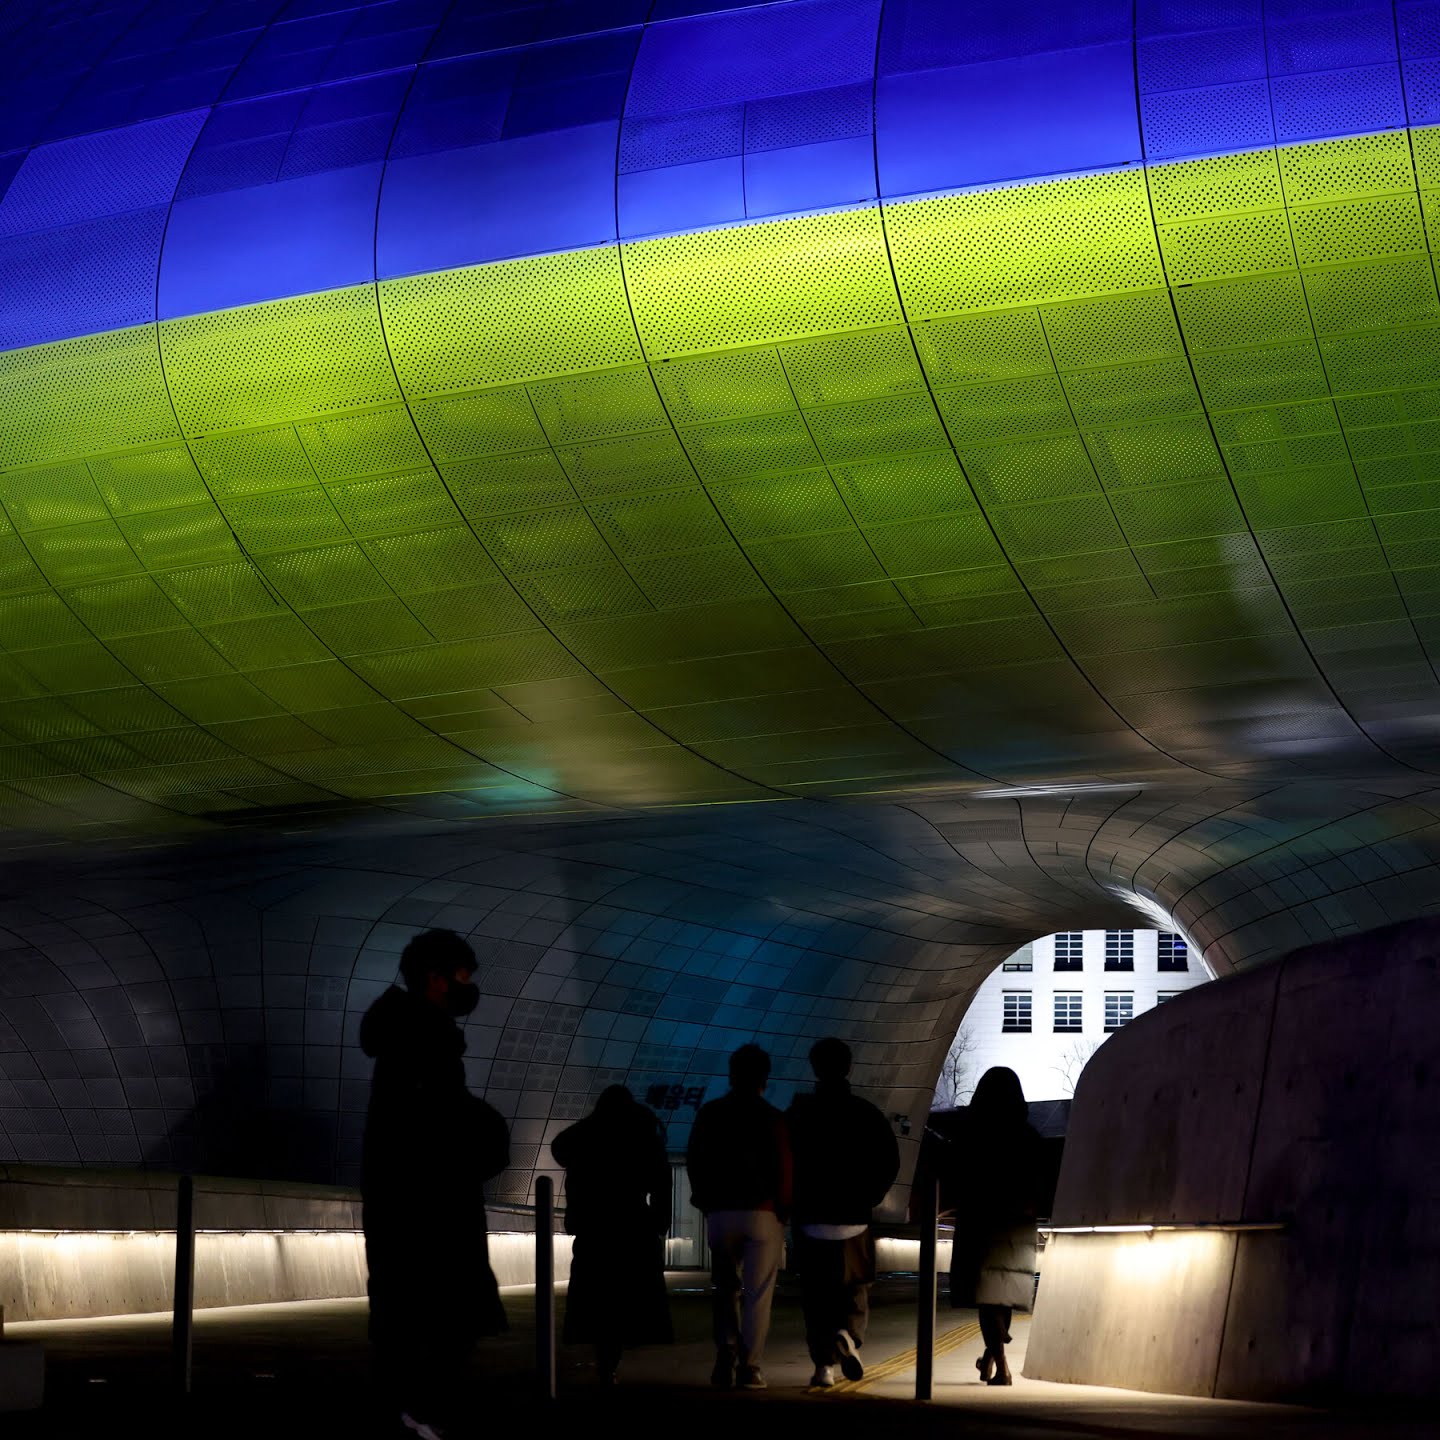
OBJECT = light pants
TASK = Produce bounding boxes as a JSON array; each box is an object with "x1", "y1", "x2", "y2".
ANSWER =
[{"x1": 706, "y1": 1209, "x2": 784, "y2": 1369}]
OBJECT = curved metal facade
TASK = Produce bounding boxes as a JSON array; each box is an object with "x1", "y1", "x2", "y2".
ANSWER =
[
  {"x1": 2, "y1": 2, "x2": 1440, "y2": 833},
  {"x1": 7, "y1": 3, "x2": 1440, "y2": 1194},
  {"x1": 6, "y1": 782, "x2": 1440, "y2": 1188}
]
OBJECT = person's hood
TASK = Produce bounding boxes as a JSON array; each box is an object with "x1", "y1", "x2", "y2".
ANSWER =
[{"x1": 360, "y1": 984, "x2": 442, "y2": 1059}]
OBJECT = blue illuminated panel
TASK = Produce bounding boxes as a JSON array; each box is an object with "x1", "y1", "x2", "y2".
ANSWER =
[
  {"x1": 0, "y1": 112, "x2": 205, "y2": 348},
  {"x1": 0, "y1": 0, "x2": 1434, "y2": 341},
  {"x1": 620, "y1": 0, "x2": 880, "y2": 236}
]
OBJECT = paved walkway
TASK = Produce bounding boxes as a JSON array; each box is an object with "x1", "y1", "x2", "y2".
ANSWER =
[{"x1": 7, "y1": 1278, "x2": 1431, "y2": 1439}]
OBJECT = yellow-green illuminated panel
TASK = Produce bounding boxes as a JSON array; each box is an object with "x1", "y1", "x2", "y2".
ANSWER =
[{"x1": 11, "y1": 129, "x2": 1440, "y2": 834}]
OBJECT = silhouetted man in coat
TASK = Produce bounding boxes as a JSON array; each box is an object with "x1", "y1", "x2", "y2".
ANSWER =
[
  {"x1": 361, "y1": 929, "x2": 509, "y2": 1440},
  {"x1": 686, "y1": 1043, "x2": 792, "y2": 1390},
  {"x1": 786, "y1": 1037, "x2": 900, "y2": 1387}
]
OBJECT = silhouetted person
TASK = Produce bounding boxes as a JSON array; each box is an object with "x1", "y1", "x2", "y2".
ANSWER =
[
  {"x1": 944, "y1": 1066, "x2": 1047, "y2": 1386},
  {"x1": 361, "y1": 929, "x2": 510, "y2": 1439},
  {"x1": 686, "y1": 1044, "x2": 792, "y2": 1390},
  {"x1": 786, "y1": 1037, "x2": 900, "y2": 1388},
  {"x1": 552, "y1": 1085, "x2": 673, "y2": 1384}
]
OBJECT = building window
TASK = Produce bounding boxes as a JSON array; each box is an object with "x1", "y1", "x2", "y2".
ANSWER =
[
  {"x1": 1156, "y1": 991, "x2": 1181, "y2": 1005},
  {"x1": 1002, "y1": 991, "x2": 1032, "y2": 1033},
  {"x1": 1003, "y1": 942, "x2": 1033, "y2": 972},
  {"x1": 1158, "y1": 931, "x2": 1189, "y2": 971},
  {"x1": 1104, "y1": 992, "x2": 1134, "y2": 1030},
  {"x1": 1053, "y1": 991, "x2": 1082, "y2": 1033},
  {"x1": 1053, "y1": 932, "x2": 1083, "y2": 971},
  {"x1": 1104, "y1": 930, "x2": 1134, "y2": 971}
]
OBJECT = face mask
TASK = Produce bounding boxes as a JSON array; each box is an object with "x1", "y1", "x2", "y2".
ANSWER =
[{"x1": 446, "y1": 980, "x2": 480, "y2": 1018}]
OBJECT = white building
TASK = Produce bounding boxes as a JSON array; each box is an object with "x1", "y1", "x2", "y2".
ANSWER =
[{"x1": 934, "y1": 929, "x2": 1214, "y2": 1108}]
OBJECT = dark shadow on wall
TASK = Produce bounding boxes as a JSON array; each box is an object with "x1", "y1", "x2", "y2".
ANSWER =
[{"x1": 155, "y1": 1043, "x2": 339, "y2": 1184}]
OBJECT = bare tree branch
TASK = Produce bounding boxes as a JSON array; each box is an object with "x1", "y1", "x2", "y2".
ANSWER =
[
  {"x1": 1051, "y1": 1036, "x2": 1102, "y2": 1098},
  {"x1": 933, "y1": 1023, "x2": 978, "y2": 1109}
]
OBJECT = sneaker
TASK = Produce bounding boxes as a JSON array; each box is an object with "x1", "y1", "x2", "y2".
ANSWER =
[
  {"x1": 401, "y1": 1415, "x2": 447, "y2": 1440},
  {"x1": 737, "y1": 1366, "x2": 767, "y2": 1389},
  {"x1": 711, "y1": 1355, "x2": 736, "y2": 1389},
  {"x1": 809, "y1": 1366, "x2": 836, "y2": 1388},
  {"x1": 834, "y1": 1329, "x2": 863, "y2": 1382}
]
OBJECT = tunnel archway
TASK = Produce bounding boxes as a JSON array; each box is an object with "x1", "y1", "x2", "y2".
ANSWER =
[
  {"x1": 0, "y1": 782, "x2": 1435, "y2": 1200},
  {"x1": 1025, "y1": 915, "x2": 1440, "y2": 1404}
]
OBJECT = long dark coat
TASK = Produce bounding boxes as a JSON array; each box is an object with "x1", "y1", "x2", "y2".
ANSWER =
[
  {"x1": 940, "y1": 1109, "x2": 1049, "y2": 1312},
  {"x1": 551, "y1": 1100, "x2": 673, "y2": 1348},
  {"x1": 360, "y1": 985, "x2": 510, "y2": 1346}
]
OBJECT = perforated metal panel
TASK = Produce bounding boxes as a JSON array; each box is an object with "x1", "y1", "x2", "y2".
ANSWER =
[
  {"x1": 0, "y1": 327, "x2": 179, "y2": 469},
  {"x1": 625, "y1": 209, "x2": 902, "y2": 356},
  {"x1": 162, "y1": 288, "x2": 400, "y2": 433},
  {"x1": 8, "y1": 2, "x2": 1440, "y2": 843},
  {"x1": 380, "y1": 249, "x2": 641, "y2": 393},
  {"x1": 888, "y1": 170, "x2": 1163, "y2": 316}
]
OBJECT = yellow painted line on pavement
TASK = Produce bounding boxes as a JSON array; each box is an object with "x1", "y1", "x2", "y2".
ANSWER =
[{"x1": 820, "y1": 1319, "x2": 983, "y2": 1394}]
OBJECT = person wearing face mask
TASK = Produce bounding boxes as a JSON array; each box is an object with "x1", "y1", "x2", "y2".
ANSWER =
[{"x1": 360, "y1": 928, "x2": 509, "y2": 1440}]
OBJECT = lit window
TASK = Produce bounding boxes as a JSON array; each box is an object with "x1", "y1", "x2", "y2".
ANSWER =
[
  {"x1": 1104, "y1": 930, "x2": 1134, "y2": 971},
  {"x1": 1053, "y1": 932, "x2": 1083, "y2": 971},
  {"x1": 1156, "y1": 991, "x2": 1181, "y2": 1005},
  {"x1": 1158, "y1": 932, "x2": 1189, "y2": 972},
  {"x1": 1104, "y1": 992, "x2": 1134, "y2": 1030},
  {"x1": 1002, "y1": 991, "x2": 1032, "y2": 1033},
  {"x1": 1003, "y1": 943, "x2": 1033, "y2": 973},
  {"x1": 1053, "y1": 991, "x2": 1082, "y2": 1033}
]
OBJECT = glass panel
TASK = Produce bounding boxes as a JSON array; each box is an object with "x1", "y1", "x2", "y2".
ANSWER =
[
  {"x1": 1158, "y1": 931, "x2": 1189, "y2": 971},
  {"x1": 1054, "y1": 931, "x2": 1084, "y2": 970},
  {"x1": 1053, "y1": 990, "x2": 1082, "y2": 1031},
  {"x1": 1104, "y1": 991, "x2": 1134, "y2": 1029},
  {"x1": 1002, "y1": 990, "x2": 1032, "y2": 1032},
  {"x1": 1104, "y1": 929, "x2": 1134, "y2": 970}
]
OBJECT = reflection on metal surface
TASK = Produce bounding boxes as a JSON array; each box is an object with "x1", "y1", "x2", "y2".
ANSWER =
[{"x1": 1, "y1": 5, "x2": 1440, "y2": 838}]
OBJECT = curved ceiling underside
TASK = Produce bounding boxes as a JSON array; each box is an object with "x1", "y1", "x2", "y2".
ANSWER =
[
  {"x1": 3, "y1": 1, "x2": 1440, "y2": 843},
  {"x1": 3, "y1": 780, "x2": 1437, "y2": 1182}
]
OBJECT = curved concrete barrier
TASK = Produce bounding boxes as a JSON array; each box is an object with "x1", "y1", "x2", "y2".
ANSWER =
[
  {"x1": 0, "y1": 1168, "x2": 571, "y2": 1321},
  {"x1": 1025, "y1": 916, "x2": 1440, "y2": 1403}
]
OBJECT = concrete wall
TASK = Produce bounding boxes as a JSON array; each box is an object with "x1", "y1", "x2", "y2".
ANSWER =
[
  {"x1": 0, "y1": 1164, "x2": 363, "y2": 1232},
  {"x1": 2, "y1": 1230, "x2": 368, "y2": 1321},
  {"x1": 0, "y1": 1166, "x2": 571, "y2": 1321},
  {"x1": 1025, "y1": 917, "x2": 1440, "y2": 1403},
  {"x1": 874, "y1": 1236, "x2": 954, "y2": 1276}
]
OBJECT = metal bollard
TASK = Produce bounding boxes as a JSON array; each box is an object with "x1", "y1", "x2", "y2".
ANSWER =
[
  {"x1": 916, "y1": 1175, "x2": 939, "y2": 1402},
  {"x1": 172, "y1": 1173, "x2": 195, "y2": 1396},
  {"x1": 535, "y1": 1175, "x2": 556, "y2": 1401}
]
